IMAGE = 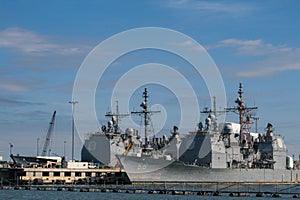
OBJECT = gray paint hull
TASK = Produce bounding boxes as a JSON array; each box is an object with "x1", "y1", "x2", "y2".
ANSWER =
[{"x1": 120, "y1": 157, "x2": 298, "y2": 183}]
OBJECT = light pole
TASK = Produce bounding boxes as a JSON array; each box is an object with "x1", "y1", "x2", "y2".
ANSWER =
[{"x1": 69, "y1": 100, "x2": 78, "y2": 161}]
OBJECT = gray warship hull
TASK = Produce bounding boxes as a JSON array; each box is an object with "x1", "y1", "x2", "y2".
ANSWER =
[
  {"x1": 81, "y1": 133, "x2": 125, "y2": 167},
  {"x1": 119, "y1": 156, "x2": 298, "y2": 183}
]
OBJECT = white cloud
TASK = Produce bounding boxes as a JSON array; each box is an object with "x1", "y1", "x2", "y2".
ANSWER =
[
  {"x1": 0, "y1": 83, "x2": 30, "y2": 92},
  {"x1": 165, "y1": 0, "x2": 256, "y2": 14},
  {"x1": 171, "y1": 40, "x2": 205, "y2": 52},
  {"x1": 219, "y1": 38, "x2": 262, "y2": 46},
  {"x1": 236, "y1": 63, "x2": 300, "y2": 78},
  {"x1": 208, "y1": 38, "x2": 300, "y2": 78},
  {"x1": 0, "y1": 27, "x2": 86, "y2": 55},
  {"x1": 209, "y1": 38, "x2": 292, "y2": 56},
  {"x1": 0, "y1": 76, "x2": 44, "y2": 93}
]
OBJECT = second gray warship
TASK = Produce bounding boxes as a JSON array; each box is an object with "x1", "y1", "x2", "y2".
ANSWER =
[{"x1": 116, "y1": 84, "x2": 298, "y2": 183}]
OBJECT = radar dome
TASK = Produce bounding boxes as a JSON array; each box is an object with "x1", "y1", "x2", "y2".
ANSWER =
[
  {"x1": 125, "y1": 128, "x2": 134, "y2": 136},
  {"x1": 223, "y1": 123, "x2": 233, "y2": 134}
]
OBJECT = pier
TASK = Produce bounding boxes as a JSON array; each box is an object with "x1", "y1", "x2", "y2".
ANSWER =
[{"x1": 0, "y1": 161, "x2": 23, "y2": 185}]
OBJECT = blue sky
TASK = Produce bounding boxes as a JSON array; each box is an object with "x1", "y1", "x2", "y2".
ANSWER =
[{"x1": 1, "y1": 0, "x2": 300, "y2": 161}]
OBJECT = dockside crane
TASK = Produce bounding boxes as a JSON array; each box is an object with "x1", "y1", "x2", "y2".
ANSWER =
[{"x1": 41, "y1": 110, "x2": 56, "y2": 156}]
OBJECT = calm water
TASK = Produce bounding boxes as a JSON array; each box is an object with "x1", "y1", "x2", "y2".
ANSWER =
[
  {"x1": 0, "y1": 189, "x2": 298, "y2": 200},
  {"x1": 0, "y1": 190, "x2": 271, "y2": 200}
]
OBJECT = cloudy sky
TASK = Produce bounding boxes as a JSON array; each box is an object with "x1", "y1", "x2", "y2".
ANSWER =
[{"x1": 1, "y1": 0, "x2": 300, "y2": 161}]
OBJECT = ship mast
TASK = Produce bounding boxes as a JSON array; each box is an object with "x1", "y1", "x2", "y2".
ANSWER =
[
  {"x1": 105, "y1": 100, "x2": 129, "y2": 133},
  {"x1": 201, "y1": 96, "x2": 227, "y2": 131},
  {"x1": 225, "y1": 83, "x2": 258, "y2": 144},
  {"x1": 213, "y1": 96, "x2": 217, "y2": 118},
  {"x1": 131, "y1": 88, "x2": 160, "y2": 145}
]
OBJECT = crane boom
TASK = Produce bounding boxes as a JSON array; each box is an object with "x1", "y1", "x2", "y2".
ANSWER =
[{"x1": 41, "y1": 110, "x2": 56, "y2": 156}]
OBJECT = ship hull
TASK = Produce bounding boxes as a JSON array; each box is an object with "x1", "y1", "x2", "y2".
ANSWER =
[{"x1": 119, "y1": 156, "x2": 298, "y2": 184}]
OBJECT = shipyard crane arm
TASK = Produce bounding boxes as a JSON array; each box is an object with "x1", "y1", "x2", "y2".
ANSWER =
[{"x1": 41, "y1": 110, "x2": 56, "y2": 156}]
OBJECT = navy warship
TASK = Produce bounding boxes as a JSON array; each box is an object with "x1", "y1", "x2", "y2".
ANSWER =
[
  {"x1": 82, "y1": 84, "x2": 298, "y2": 183},
  {"x1": 81, "y1": 97, "x2": 175, "y2": 168},
  {"x1": 81, "y1": 102, "x2": 128, "y2": 167}
]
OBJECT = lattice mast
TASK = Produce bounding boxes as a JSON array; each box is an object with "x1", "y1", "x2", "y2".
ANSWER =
[
  {"x1": 131, "y1": 88, "x2": 160, "y2": 145},
  {"x1": 226, "y1": 83, "x2": 258, "y2": 144}
]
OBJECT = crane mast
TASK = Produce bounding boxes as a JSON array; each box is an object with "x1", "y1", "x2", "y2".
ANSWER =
[{"x1": 41, "y1": 110, "x2": 56, "y2": 156}]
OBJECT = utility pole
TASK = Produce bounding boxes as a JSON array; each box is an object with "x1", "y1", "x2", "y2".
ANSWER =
[{"x1": 69, "y1": 100, "x2": 78, "y2": 161}]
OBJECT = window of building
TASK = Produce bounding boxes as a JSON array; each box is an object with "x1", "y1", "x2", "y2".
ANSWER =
[
  {"x1": 42, "y1": 172, "x2": 49, "y2": 176},
  {"x1": 75, "y1": 172, "x2": 81, "y2": 177},
  {"x1": 64, "y1": 172, "x2": 71, "y2": 177},
  {"x1": 53, "y1": 172, "x2": 60, "y2": 177},
  {"x1": 85, "y1": 172, "x2": 91, "y2": 177}
]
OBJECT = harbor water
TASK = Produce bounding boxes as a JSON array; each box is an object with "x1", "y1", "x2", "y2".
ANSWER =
[
  {"x1": 1, "y1": 184, "x2": 300, "y2": 200},
  {"x1": 0, "y1": 190, "x2": 298, "y2": 200}
]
